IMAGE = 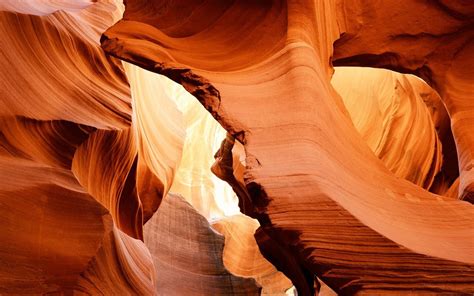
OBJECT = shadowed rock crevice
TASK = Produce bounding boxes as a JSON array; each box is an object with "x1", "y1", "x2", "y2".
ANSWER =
[{"x1": 1, "y1": 0, "x2": 473, "y2": 294}]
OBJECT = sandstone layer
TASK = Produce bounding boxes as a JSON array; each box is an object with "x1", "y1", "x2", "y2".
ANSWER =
[
  {"x1": 102, "y1": 1, "x2": 474, "y2": 295},
  {"x1": 0, "y1": 0, "x2": 473, "y2": 295}
]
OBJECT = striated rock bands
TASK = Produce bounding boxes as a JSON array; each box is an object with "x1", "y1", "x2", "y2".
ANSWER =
[
  {"x1": 102, "y1": 0, "x2": 474, "y2": 295},
  {"x1": 1, "y1": 0, "x2": 473, "y2": 295}
]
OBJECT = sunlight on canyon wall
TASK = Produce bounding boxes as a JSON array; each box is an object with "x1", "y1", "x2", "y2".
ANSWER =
[
  {"x1": 1, "y1": 0, "x2": 473, "y2": 295},
  {"x1": 124, "y1": 62, "x2": 240, "y2": 220},
  {"x1": 332, "y1": 67, "x2": 444, "y2": 190}
]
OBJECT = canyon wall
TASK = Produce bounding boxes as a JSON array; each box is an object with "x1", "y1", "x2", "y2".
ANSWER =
[{"x1": 0, "y1": 0, "x2": 472, "y2": 295}]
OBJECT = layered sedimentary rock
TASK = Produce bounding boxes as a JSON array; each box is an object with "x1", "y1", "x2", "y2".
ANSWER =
[
  {"x1": 76, "y1": 227, "x2": 156, "y2": 295},
  {"x1": 331, "y1": 67, "x2": 445, "y2": 190},
  {"x1": 1, "y1": 1, "x2": 286, "y2": 292},
  {"x1": 0, "y1": 119, "x2": 104, "y2": 294},
  {"x1": 124, "y1": 61, "x2": 243, "y2": 221},
  {"x1": 0, "y1": 0, "x2": 130, "y2": 128},
  {"x1": 72, "y1": 128, "x2": 143, "y2": 239},
  {"x1": 124, "y1": 62, "x2": 185, "y2": 222},
  {"x1": 1, "y1": 0, "x2": 474, "y2": 295},
  {"x1": 124, "y1": 62, "x2": 290, "y2": 293},
  {"x1": 0, "y1": 1, "x2": 156, "y2": 294},
  {"x1": 0, "y1": 0, "x2": 92, "y2": 15},
  {"x1": 332, "y1": 0, "x2": 474, "y2": 202},
  {"x1": 102, "y1": 0, "x2": 474, "y2": 295},
  {"x1": 404, "y1": 74, "x2": 459, "y2": 195},
  {"x1": 212, "y1": 214, "x2": 293, "y2": 295},
  {"x1": 143, "y1": 193, "x2": 261, "y2": 295}
]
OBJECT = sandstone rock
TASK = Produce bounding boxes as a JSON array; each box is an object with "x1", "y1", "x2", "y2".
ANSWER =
[
  {"x1": 102, "y1": 1, "x2": 474, "y2": 294},
  {"x1": 333, "y1": 0, "x2": 474, "y2": 202},
  {"x1": 144, "y1": 193, "x2": 261, "y2": 295},
  {"x1": 1, "y1": 0, "x2": 473, "y2": 295}
]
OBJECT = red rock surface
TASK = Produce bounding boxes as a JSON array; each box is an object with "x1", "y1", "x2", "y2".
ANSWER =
[
  {"x1": 332, "y1": 0, "x2": 474, "y2": 203},
  {"x1": 1, "y1": 0, "x2": 473, "y2": 295}
]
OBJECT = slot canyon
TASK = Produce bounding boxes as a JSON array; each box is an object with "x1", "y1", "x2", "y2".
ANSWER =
[{"x1": 0, "y1": 0, "x2": 473, "y2": 295}]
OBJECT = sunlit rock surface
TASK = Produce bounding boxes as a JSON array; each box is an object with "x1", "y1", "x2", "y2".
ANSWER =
[
  {"x1": 332, "y1": 67, "x2": 444, "y2": 190},
  {"x1": 332, "y1": 0, "x2": 474, "y2": 203},
  {"x1": 212, "y1": 214, "x2": 293, "y2": 295},
  {"x1": 102, "y1": 0, "x2": 474, "y2": 295},
  {"x1": 1, "y1": 0, "x2": 473, "y2": 295},
  {"x1": 0, "y1": 0, "x2": 130, "y2": 128},
  {"x1": 144, "y1": 193, "x2": 261, "y2": 295}
]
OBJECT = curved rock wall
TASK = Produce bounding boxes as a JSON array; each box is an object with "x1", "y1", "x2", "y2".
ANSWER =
[
  {"x1": 1, "y1": 0, "x2": 473, "y2": 295},
  {"x1": 101, "y1": 0, "x2": 474, "y2": 294}
]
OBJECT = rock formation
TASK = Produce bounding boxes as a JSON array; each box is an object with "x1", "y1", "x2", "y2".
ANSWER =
[
  {"x1": 144, "y1": 193, "x2": 261, "y2": 295},
  {"x1": 331, "y1": 67, "x2": 450, "y2": 192},
  {"x1": 1, "y1": 0, "x2": 473, "y2": 295},
  {"x1": 332, "y1": 0, "x2": 474, "y2": 203}
]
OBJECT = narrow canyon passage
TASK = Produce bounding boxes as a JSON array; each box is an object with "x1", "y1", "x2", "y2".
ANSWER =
[{"x1": 0, "y1": 0, "x2": 473, "y2": 295}]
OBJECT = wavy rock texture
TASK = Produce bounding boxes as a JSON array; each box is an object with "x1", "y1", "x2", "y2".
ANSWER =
[
  {"x1": 0, "y1": 1, "x2": 155, "y2": 294},
  {"x1": 123, "y1": 62, "x2": 185, "y2": 222},
  {"x1": 333, "y1": 0, "x2": 474, "y2": 202},
  {"x1": 0, "y1": 0, "x2": 92, "y2": 15},
  {"x1": 102, "y1": 0, "x2": 474, "y2": 295},
  {"x1": 0, "y1": 0, "x2": 130, "y2": 129},
  {"x1": 332, "y1": 67, "x2": 459, "y2": 195},
  {"x1": 143, "y1": 193, "x2": 261, "y2": 295},
  {"x1": 212, "y1": 214, "x2": 293, "y2": 295},
  {"x1": 72, "y1": 127, "x2": 142, "y2": 239},
  {"x1": 210, "y1": 133, "x2": 297, "y2": 295},
  {"x1": 0, "y1": 119, "x2": 106, "y2": 294},
  {"x1": 124, "y1": 61, "x2": 242, "y2": 221},
  {"x1": 404, "y1": 74, "x2": 459, "y2": 195},
  {"x1": 76, "y1": 227, "x2": 156, "y2": 295},
  {"x1": 331, "y1": 67, "x2": 444, "y2": 190},
  {"x1": 124, "y1": 62, "x2": 289, "y2": 293},
  {"x1": 0, "y1": 114, "x2": 153, "y2": 295},
  {"x1": 1, "y1": 0, "x2": 474, "y2": 295}
]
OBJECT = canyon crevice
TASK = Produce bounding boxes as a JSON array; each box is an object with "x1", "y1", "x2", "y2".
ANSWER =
[{"x1": 0, "y1": 0, "x2": 473, "y2": 295}]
